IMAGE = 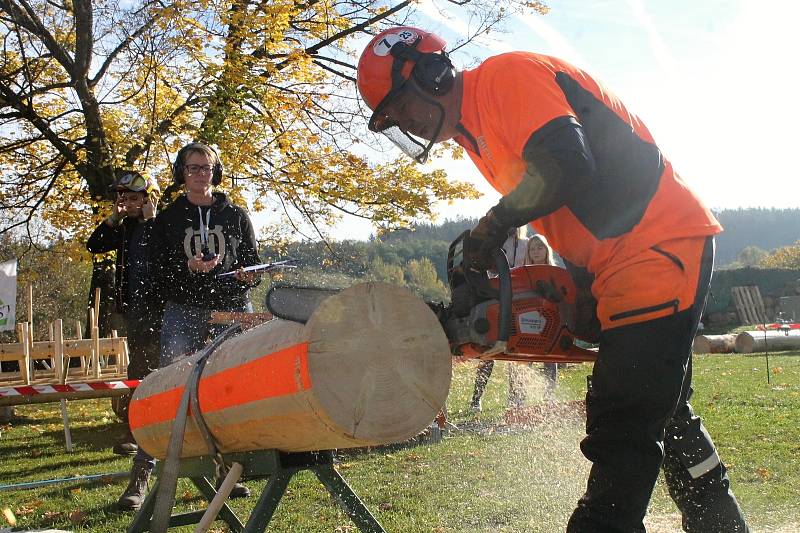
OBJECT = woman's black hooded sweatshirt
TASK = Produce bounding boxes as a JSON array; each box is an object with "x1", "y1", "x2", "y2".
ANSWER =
[{"x1": 149, "y1": 192, "x2": 260, "y2": 310}]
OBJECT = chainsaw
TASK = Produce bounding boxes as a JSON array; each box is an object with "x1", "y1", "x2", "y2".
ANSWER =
[
  {"x1": 264, "y1": 231, "x2": 596, "y2": 364},
  {"x1": 427, "y1": 230, "x2": 596, "y2": 364}
]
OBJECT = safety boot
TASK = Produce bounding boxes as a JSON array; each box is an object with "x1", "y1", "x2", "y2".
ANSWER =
[
  {"x1": 469, "y1": 396, "x2": 482, "y2": 413},
  {"x1": 112, "y1": 429, "x2": 139, "y2": 456},
  {"x1": 117, "y1": 460, "x2": 153, "y2": 511},
  {"x1": 215, "y1": 478, "x2": 251, "y2": 498}
]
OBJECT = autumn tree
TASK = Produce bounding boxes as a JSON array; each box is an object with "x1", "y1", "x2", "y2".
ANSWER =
[
  {"x1": 725, "y1": 245, "x2": 768, "y2": 269},
  {"x1": 0, "y1": 0, "x2": 548, "y2": 239},
  {"x1": 0, "y1": 0, "x2": 548, "y2": 330},
  {"x1": 761, "y1": 241, "x2": 800, "y2": 270},
  {"x1": 405, "y1": 256, "x2": 448, "y2": 301}
]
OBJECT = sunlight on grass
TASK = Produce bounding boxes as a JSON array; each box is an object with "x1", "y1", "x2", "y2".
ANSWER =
[{"x1": 1, "y1": 353, "x2": 798, "y2": 532}]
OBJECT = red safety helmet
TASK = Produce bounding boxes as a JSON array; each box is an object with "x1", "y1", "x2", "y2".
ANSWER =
[
  {"x1": 357, "y1": 27, "x2": 449, "y2": 111},
  {"x1": 357, "y1": 27, "x2": 454, "y2": 163}
]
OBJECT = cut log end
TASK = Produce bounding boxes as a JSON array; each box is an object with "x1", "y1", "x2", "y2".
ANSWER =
[{"x1": 306, "y1": 282, "x2": 452, "y2": 444}]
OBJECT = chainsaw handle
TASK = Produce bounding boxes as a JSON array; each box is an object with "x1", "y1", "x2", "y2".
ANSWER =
[{"x1": 492, "y1": 248, "x2": 512, "y2": 343}]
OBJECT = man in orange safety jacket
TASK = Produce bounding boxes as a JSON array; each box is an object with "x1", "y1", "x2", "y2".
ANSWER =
[{"x1": 356, "y1": 26, "x2": 749, "y2": 532}]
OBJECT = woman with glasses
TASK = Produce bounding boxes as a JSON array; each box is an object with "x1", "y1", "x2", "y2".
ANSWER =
[{"x1": 117, "y1": 142, "x2": 260, "y2": 510}]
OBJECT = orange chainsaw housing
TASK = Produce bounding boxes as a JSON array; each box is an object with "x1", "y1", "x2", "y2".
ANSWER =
[{"x1": 452, "y1": 264, "x2": 597, "y2": 364}]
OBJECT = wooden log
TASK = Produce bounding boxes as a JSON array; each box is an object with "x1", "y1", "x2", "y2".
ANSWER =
[
  {"x1": 130, "y1": 282, "x2": 452, "y2": 458},
  {"x1": 735, "y1": 330, "x2": 800, "y2": 353},
  {"x1": 692, "y1": 334, "x2": 736, "y2": 354}
]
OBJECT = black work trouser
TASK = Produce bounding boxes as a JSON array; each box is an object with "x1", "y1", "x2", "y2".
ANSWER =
[
  {"x1": 111, "y1": 313, "x2": 161, "y2": 426},
  {"x1": 567, "y1": 238, "x2": 748, "y2": 532},
  {"x1": 472, "y1": 360, "x2": 494, "y2": 404}
]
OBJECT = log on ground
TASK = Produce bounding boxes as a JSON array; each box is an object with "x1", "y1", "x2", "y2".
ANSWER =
[
  {"x1": 692, "y1": 334, "x2": 736, "y2": 354},
  {"x1": 734, "y1": 330, "x2": 800, "y2": 354}
]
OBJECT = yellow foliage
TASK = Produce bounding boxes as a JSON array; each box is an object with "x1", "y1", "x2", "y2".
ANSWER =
[
  {"x1": 1, "y1": 0, "x2": 541, "y2": 240},
  {"x1": 760, "y1": 241, "x2": 800, "y2": 270}
]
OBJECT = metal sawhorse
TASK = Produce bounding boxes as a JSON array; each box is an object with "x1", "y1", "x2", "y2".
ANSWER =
[{"x1": 128, "y1": 448, "x2": 385, "y2": 532}]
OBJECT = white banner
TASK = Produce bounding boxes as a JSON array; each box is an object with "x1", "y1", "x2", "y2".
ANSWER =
[{"x1": 0, "y1": 259, "x2": 18, "y2": 332}]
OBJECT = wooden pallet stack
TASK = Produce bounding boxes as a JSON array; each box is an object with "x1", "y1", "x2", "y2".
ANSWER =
[
  {"x1": 0, "y1": 287, "x2": 129, "y2": 387},
  {"x1": 730, "y1": 285, "x2": 768, "y2": 325}
]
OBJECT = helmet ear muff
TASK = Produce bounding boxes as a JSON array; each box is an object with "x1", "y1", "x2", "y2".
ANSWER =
[
  {"x1": 172, "y1": 143, "x2": 223, "y2": 186},
  {"x1": 390, "y1": 42, "x2": 455, "y2": 97},
  {"x1": 411, "y1": 52, "x2": 455, "y2": 96}
]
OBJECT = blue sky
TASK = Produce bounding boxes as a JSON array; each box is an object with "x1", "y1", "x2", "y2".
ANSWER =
[{"x1": 258, "y1": 0, "x2": 800, "y2": 240}]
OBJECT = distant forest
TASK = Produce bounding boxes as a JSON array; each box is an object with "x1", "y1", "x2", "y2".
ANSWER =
[
  {"x1": 713, "y1": 208, "x2": 800, "y2": 265},
  {"x1": 266, "y1": 208, "x2": 800, "y2": 293}
]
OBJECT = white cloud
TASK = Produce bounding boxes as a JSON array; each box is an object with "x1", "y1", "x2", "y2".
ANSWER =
[
  {"x1": 654, "y1": 1, "x2": 800, "y2": 209},
  {"x1": 515, "y1": 11, "x2": 592, "y2": 70}
]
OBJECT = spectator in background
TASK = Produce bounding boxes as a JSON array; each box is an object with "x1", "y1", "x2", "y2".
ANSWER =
[
  {"x1": 150, "y1": 142, "x2": 262, "y2": 366},
  {"x1": 86, "y1": 170, "x2": 161, "y2": 456},
  {"x1": 524, "y1": 234, "x2": 558, "y2": 399},
  {"x1": 469, "y1": 227, "x2": 528, "y2": 412},
  {"x1": 117, "y1": 142, "x2": 261, "y2": 511}
]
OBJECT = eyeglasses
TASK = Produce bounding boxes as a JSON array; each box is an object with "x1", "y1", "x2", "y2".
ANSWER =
[{"x1": 184, "y1": 164, "x2": 214, "y2": 175}]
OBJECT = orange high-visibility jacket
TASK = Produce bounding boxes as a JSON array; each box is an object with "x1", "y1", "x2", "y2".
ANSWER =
[{"x1": 454, "y1": 52, "x2": 721, "y2": 329}]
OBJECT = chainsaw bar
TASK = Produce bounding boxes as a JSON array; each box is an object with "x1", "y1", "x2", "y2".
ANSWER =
[{"x1": 265, "y1": 285, "x2": 341, "y2": 323}]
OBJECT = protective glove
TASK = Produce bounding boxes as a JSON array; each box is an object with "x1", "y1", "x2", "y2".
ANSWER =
[{"x1": 468, "y1": 209, "x2": 509, "y2": 271}]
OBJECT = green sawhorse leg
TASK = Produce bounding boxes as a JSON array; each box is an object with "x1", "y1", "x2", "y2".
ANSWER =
[
  {"x1": 127, "y1": 475, "x2": 244, "y2": 532},
  {"x1": 128, "y1": 449, "x2": 386, "y2": 533}
]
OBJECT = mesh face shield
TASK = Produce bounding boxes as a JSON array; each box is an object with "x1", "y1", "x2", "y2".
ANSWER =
[{"x1": 368, "y1": 83, "x2": 445, "y2": 164}]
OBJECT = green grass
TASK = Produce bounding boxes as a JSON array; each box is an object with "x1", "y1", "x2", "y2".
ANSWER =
[{"x1": 1, "y1": 352, "x2": 798, "y2": 532}]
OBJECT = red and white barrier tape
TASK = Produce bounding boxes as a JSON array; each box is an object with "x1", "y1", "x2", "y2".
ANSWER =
[{"x1": 0, "y1": 379, "x2": 141, "y2": 398}]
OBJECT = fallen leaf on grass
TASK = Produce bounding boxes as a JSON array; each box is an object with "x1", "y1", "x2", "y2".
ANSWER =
[
  {"x1": 69, "y1": 510, "x2": 87, "y2": 524},
  {"x1": 42, "y1": 510, "x2": 64, "y2": 521},
  {"x1": 756, "y1": 467, "x2": 771, "y2": 480},
  {"x1": 15, "y1": 500, "x2": 43, "y2": 516},
  {"x1": 378, "y1": 502, "x2": 393, "y2": 511},
  {"x1": 2, "y1": 508, "x2": 16, "y2": 526},
  {"x1": 772, "y1": 366, "x2": 784, "y2": 374}
]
